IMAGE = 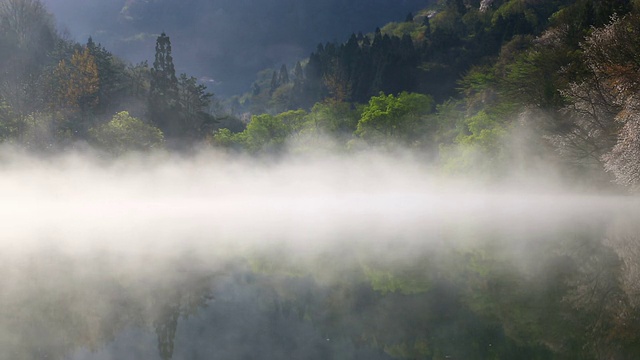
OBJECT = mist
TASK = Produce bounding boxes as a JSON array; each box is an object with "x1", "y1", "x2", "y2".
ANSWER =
[
  {"x1": 3, "y1": 0, "x2": 640, "y2": 357},
  {"x1": 0, "y1": 145, "x2": 637, "y2": 359},
  {"x1": 40, "y1": 0, "x2": 430, "y2": 95},
  {"x1": 0, "y1": 146, "x2": 622, "y2": 255}
]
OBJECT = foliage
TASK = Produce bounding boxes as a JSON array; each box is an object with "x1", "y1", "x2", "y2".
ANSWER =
[
  {"x1": 0, "y1": 100, "x2": 17, "y2": 140},
  {"x1": 89, "y1": 111, "x2": 164, "y2": 155},
  {"x1": 146, "y1": 32, "x2": 218, "y2": 141},
  {"x1": 553, "y1": 13, "x2": 640, "y2": 188},
  {"x1": 604, "y1": 114, "x2": 640, "y2": 190},
  {"x1": 177, "y1": 73, "x2": 215, "y2": 136},
  {"x1": 213, "y1": 110, "x2": 307, "y2": 154},
  {"x1": 52, "y1": 47, "x2": 100, "y2": 111},
  {"x1": 304, "y1": 101, "x2": 360, "y2": 136},
  {"x1": 355, "y1": 92, "x2": 435, "y2": 147},
  {"x1": 363, "y1": 267, "x2": 431, "y2": 295},
  {"x1": 0, "y1": 0, "x2": 56, "y2": 117},
  {"x1": 15, "y1": 111, "x2": 65, "y2": 151},
  {"x1": 86, "y1": 37, "x2": 129, "y2": 114},
  {"x1": 148, "y1": 32, "x2": 180, "y2": 137},
  {"x1": 5, "y1": 1, "x2": 640, "y2": 358},
  {"x1": 214, "y1": 102, "x2": 366, "y2": 153}
]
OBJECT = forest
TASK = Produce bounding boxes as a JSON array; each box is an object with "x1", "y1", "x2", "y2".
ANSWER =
[
  {"x1": 2, "y1": 0, "x2": 640, "y2": 359},
  {"x1": 2, "y1": 0, "x2": 640, "y2": 188}
]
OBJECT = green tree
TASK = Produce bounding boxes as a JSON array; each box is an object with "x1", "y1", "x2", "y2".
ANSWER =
[
  {"x1": 440, "y1": 110, "x2": 509, "y2": 176},
  {"x1": 269, "y1": 70, "x2": 279, "y2": 94},
  {"x1": 278, "y1": 64, "x2": 289, "y2": 85},
  {"x1": 304, "y1": 101, "x2": 360, "y2": 136},
  {"x1": 355, "y1": 92, "x2": 434, "y2": 146},
  {"x1": 0, "y1": 100, "x2": 16, "y2": 140},
  {"x1": 90, "y1": 111, "x2": 164, "y2": 155},
  {"x1": 213, "y1": 110, "x2": 307, "y2": 154},
  {"x1": 293, "y1": 61, "x2": 304, "y2": 84},
  {"x1": 241, "y1": 113, "x2": 286, "y2": 153},
  {"x1": 127, "y1": 61, "x2": 150, "y2": 100},
  {"x1": 149, "y1": 32, "x2": 180, "y2": 137},
  {"x1": 177, "y1": 73, "x2": 215, "y2": 137},
  {"x1": 86, "y1": 37, "x2": 128, "y2": 113},
  {"x1": 0, "y1": 0, "x2": 56, "y2": 117}
]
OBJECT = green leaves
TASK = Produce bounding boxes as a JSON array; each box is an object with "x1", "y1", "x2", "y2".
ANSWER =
[
  {"x1": 355, "y1": 92, "x2": 434, "y2": 146},
  {"x1": 89, "y1": 111, "x2": 164, "y2": 155}
]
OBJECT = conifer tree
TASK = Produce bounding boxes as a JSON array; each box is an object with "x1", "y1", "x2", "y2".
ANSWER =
[
  {"x1": 405, "y1": 12, "x2": 414, "y2": 22},
  {"x1": 149, "y1": 32, "x2": 179, "y2": 137},
  {"x1": 293, "y1": 61, "x2": 304, "y2": 84},
  {"x1": 269, "y1": 70, "x2": 279, "y2": 94},
  {"x1": 86, "y1": 37, "x2": 126, "y2": 112},
  {"x1": 278, "y1": 64, "x2": 289, "y2": 85}
]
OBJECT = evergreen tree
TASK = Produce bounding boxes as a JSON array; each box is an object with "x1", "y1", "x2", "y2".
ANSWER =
[
  {"x1": 293, "y1": 61, "x2": 304, "y2": 84},
  {"x1": 270, "y1": 70, "x2": 279, "y2": 94},
  {"x1": 278, "y1": 64, "x2": 289, "y2": 85},
  {"x1": 405, "y1": 12, "x2": 414, "y2": 22},
  {"x1": 149, "y1": 32, "x2": 180, "y2": 137},
  {"x1": 177, "y1": 73, "x2": 215, "y2": 137},
  {"x1": 252, "y1": 82, "x2": 261, "y2": 96},
  {"x1": 86, "y1": 37, "x2": 127, "y2": 113},
  {"x1": 422, "y1": 15, "x2": 431, "y2": 39}
]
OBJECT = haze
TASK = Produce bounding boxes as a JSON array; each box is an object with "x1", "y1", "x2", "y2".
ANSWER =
[
  {"x1": 0, "y1": 147, "x2": 630, "y2": 257},
  {"x1": 40, "y1": 0, "x2": 429, "y2": 94},
  {"x1": 3, "y1": 0, "x2": 640, "y2": 357}
]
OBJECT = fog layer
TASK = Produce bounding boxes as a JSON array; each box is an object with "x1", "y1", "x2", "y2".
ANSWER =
[
  {"x1": 0, "y1": 147, "x2": 630, "y2": 257},
  {"x1": 1, "y1": 148, "x2": 638, "y2": 359}
]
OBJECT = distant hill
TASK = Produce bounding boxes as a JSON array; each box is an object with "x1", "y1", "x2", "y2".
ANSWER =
[{"x1": 42, "y1": 0, "x2": 432, "y2": 96}]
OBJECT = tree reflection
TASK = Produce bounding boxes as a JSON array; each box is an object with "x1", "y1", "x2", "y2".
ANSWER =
[
  {"x1": 0, "y1": 250, "x2": 216, "y2": 360},
  {"x1": 3, "y1": 214, "x2": 640, "y2": 360},
  {"x1": 155, "y1": 303, "x2": 180, "y2": 360}
]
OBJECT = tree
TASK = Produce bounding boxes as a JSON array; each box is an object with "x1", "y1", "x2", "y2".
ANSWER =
[
  {"x1": 177, "y1": 73, "x2": 214, "y2": 137},
  {"x1": 405, "y1": 12, "x2": 414, "y2": 22},
  {"x1": 149, "y1": 32, "x2": 180, "y2": 137},
  {"x1": 604, "y1": 115, "x2": 640, "y2": 190},
  {"x1": 238, "y1": 114, "x2": 285, "y2": 153},
  {"x1": 559, "y1": 14, "x2": 640, "y2": 188},
  {"x1": 89, "y1": 111, "x2": 164, "y2": 155},
  {"x1": 355, "y1": 92, "x2": 434, "y2": 146},
  {"x1": 127, "y1": 61, "x2": 150, "y2": 98},
  {"x1": 293, "y1": 61, "x2": 304, "y2": 84},
  {"x1": 323, "y1": 58, "x2": 352, "y2": 104},
  {"x1": 269, "y1": 70, "x2": 279, "y2": 94},
  {"x1": 86, "y1": 37, "x2": 128, "y2": 113},
  {"x1": 52, "y1": 47, "x2": 100, "y2": 112},
  {"x1": 154, "y1": 304, "x2": 179, "y2": 360},
  {"x1": 278, "y1": 64, "x2": 289, "y2": 85},
  {"x1": 269, "y1": 82, "x2": 293, "y2": 113},
  {"x1": 46, "y1": 46, "x2": 101, "y2": 139},
  {"x1": 304, "y1": 101, "x2": 360, "y2": 137},
  {"x1": 0, "y1": 0, "x2": 56, "y2": 117},
  {"x1": 213, "y1": 110, "x2": 307, "y2": 154},
  {"x1": 0, "y1": 100, "x2": 17, "y2": 140}
]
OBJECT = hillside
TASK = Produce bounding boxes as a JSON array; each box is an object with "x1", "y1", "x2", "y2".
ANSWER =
[
  {"x1": 4, "y1": 1, "x2": 640, "y2": 359},
  {"x1": 3, "y1": 0, "x2": 640, "y2": 191},
  {"x1": 42, "y1": 0, "x2": 431, "y2": 95}
]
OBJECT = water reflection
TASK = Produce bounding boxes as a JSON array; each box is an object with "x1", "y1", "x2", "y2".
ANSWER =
[{"x1": 3, "y1": 206, "x2": 640, "y2": 359}]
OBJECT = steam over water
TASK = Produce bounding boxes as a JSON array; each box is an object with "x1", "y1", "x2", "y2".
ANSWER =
[
  {"x1": 1, "y1": 149, "x2": 626, "y2": 253},
  {"x1": 1, "y1": 148, "x2": 638, "y2": 359}
]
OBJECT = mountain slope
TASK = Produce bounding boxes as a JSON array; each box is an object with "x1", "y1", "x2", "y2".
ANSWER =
[{"x1": 42, "y1": 0, "x2": 432, "y2": 95}]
